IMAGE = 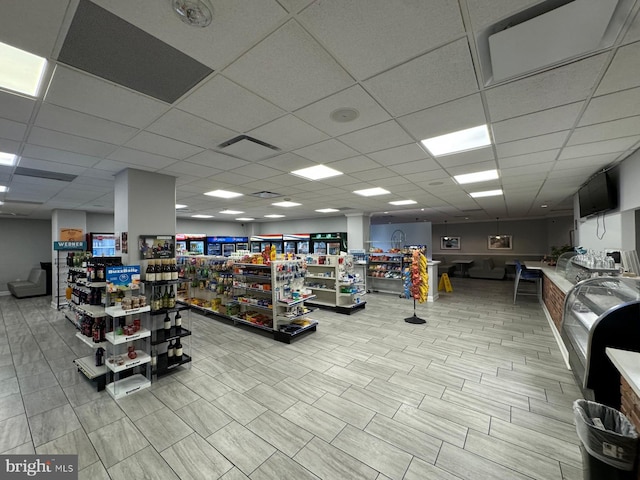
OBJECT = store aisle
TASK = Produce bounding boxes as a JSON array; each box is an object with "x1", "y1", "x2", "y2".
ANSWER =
[{"x1": 0, "y1": 278, "x2": 582, "y2": 479}]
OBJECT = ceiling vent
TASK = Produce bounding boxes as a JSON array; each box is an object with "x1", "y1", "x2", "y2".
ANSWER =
[
  {"x1": 14, "y1": 167, "x2": 77, "y2": 182},
  {"x1": 478, "y1": 0, "x2": 635, "y2": 85},
  {"x1": 217, "y1": 135, "x2": 280, "y2": 161},
  {"x1": 2, "y1": 199, "x2": 44, "y2": 205},
  {"x1": 250, "y1": 191, "x2": 283, "y2": 199}
]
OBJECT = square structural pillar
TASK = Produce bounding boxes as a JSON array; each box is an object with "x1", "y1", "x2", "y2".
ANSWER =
[{"x1": 346, "y1": 212, "x2": 370, "y2": 252}]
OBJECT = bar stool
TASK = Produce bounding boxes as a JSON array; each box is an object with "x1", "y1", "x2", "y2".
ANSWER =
[{"x1": 513, "y1": 260, "x2": 542, "y2": 303}]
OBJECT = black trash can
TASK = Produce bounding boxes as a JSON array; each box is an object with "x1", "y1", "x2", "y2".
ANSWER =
[
  {"x1": 40, "y1": 262, "x2": 52, "y2": 295},
  {"x1": 574, "y1": 399, "x2": 638, "y2": 479}
]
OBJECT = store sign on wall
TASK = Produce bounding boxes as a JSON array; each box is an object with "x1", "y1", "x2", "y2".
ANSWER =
[{"x1": 53, "y1": 241, "x2": 87, "y2": 251}]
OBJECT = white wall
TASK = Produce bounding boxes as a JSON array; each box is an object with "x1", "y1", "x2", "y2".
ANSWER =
[
  {"x1": 86, "y1": 213, "x2": 114, "y2": 233},
  {"x1": 371, "y1": 222, "x2": 432, "y2": 259},
  {"x1": 176, "y1": 219, "x2": 247, "y2": 236},
  {"x1": 258, "y1": 216, "x2": 347, "y2": 234},
  {"x1": 1, "y1": 219, "x2": 51, "y2": 293}
]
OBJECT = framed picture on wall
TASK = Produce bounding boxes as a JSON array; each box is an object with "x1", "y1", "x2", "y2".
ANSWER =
[
  {"x1": 441, "y1": 236, "x2": 460, "y2": 250},
  {"x1": 488, "y1": 235, "x2": 512, "y2": 250}
]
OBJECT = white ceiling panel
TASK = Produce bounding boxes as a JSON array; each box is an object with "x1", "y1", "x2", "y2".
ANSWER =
[
  {"x1": 0, "y1": 118, "x2": 27, "y2": 142},
  {"x1": 446, "y1": 161, "x2": 498, "y2": 176},
  {"x1": 36, "y1": 103, "x2": 138, "y2": 145},
  {"x1": 294, "y1": 85, "x2": 391, "y2": 136},
  {"x1": 558, "y1": 136, "x2": 640, "y2": 160},
  {"x1": 579, "y1": 87, "x2": 640, "y2": 126},
  {"x1": 387, "y1": 158, "x2": 443, "y2": 175},
  {"x1": 294, "y1": 139, "x2": 359, "y2": 162},
  {"x1": 277, "y1": 0, "x2": 314, "y2": 14},
  {"x1": 325, "y1": 156, "x2": 383, "y2": 174},
  {"x1": 249, "y1": 115, "x2": 328, "y2": 151},
  {"x1": 501, "y1": 163, "x2": 554, "y2": 176},
  {"x1": 107, "y1": 147, "x2": 176, "y2": 170},
  {"x1": 159, "y1": 162, "x2": 222, "y2": 179},
  {"x1": 223, "y1": 21, "x2": 354, "y2": 111},
  {"x1": 350, "y1": 167, "x2": 400, "y2": 182},
  {"x1": 595, "y1": 40, "x2": 640, "y2": 96},
  {"x1": 27, "y1": 127, "x2": 118, "y2": 157},
  {"x1": 498, "y1": 150, "x2": 559, "y2": 169},
  {"x1": 229, "y1": 164, "x2": 281, "y2": 181},
  {"x1": 338, "y1": 121, "x2": 414, "y2": 154},
  {"x1": 398, "y1": 94, "x2": 487, "y2": 140},
  {"x1": 485, "y1": 54, "x2": 608, "y2": 121},
  {"x1": 496, "y1": 131, "x2": 569, "y2": 158},
  {"x1": 0, "y1": 91, "x2": 37, "y2": 124},
  {"x1": 124, "y1": 132, "x2": 203, "y2": 160},
  {"x1": 186, "y1": 150, "x2": 250, "y2": 171},
  {"x1": 299, "y1": 0, "x2": 465, "y2": 80},
  {"x1": 20, "y1": 145, "x2": 102, "y2": 168},
  {"x1": 553, "y1": 153, "x2": 620, "y2": 171},
  {"x1": 258, "y1": 152, "x2": 311, "y2": 172},
  {"x1": 18, "y1": 157, "x2": 87, "y2": 176},
  {"x1": 45, "y1": 66, "x2": 169, "y2": 128},
  {"x1": 567, "y1": 116, "x2": 640, "y2": 146},
  {"x1": 364, "y1": 39, "x2": 478, "y2": 117},
  {"x1": 177, "y1": 75, "x2": 284, "y2": 133},
  {"x1": 0, "y1": 140, "x2": 21, "y2": 155},
  {"x1": 623, "y1": 9, "x2": 640, "y2": 44},
  {"x1": 367, "y1": 144, "x2": 430, "y2": 166},
  {"x1": 147, "y1": 110, "x2": 237, "y2": 150},
  {"x1": 466, "y1": 0, "x2": 542, "y2": 30},
  {"x1": 436, "y1": 147, "x2": 496, "y2": 169},
  {"x1": 491, "y1": 102, "x2": 583, "y2": 144}
]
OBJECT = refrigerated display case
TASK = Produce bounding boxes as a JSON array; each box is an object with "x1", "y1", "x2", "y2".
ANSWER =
[
  {"x1": 207, "y1": 236, "x2": 249, "y2": 257},
  {"x1": 176, "y1": 234, "x2": 205, "y2": 255},
  {"x1": 310, "y1": 232, "x2": 347, "y2": 255},
  {"x1": 284, "y1": 234, "x2": 310, "y2": 255},
  {"x1": 250, "y1": 235, "x2": 283, "y2": 254},
  {"x1": 87, "y1": 233, "x2": 117, "y2": 257}
]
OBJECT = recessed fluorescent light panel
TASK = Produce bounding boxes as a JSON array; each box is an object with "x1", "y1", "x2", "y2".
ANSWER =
[
  {"x1": 204, "y1": 189, "x2": 243, "y2": 199},
  {"x1": 0, "y1": 152, "x2": 18, "y2": 166},
  {"x1": 353, "y1": 187, "x2": 390, "y2": 197},
  {"x1": 272, "y1": 201, "x2": 301, "y2": 207},
  {"x1": 469, "y1": 189, "x2": 503, "y2": 198},
  {"x1": 175, "y1": 204, "x2": 188, "y2": 209},
  {"x1": 219, "y1": 210, "x2": 244, "y2": 215},
  {"x1": 0, "y1": 186, "x2": 8, "y2": 193},
  {"x1": 454, "y1": 169, "x2": 499, "y2": 185},
  {"x1": 389, "y1": 200, "x2": 417, "y2": 206},
  {"x1": 315, "y1": 208, "x2": 340, "y2": 213},
  {"x1": 291, "y1": 165, "x2": 343, "y2": 181},
  {"x1": 192, "y1": 214, "x2": 213, "y2": 218},
  {"x1": 421, "y1": 125, "x2": 491, "y2": 157},
  {"x1": 0, "y1": 42, "x2": 47, "y2": 97},
  {"x1": 264, "y1": 214, "x2": 285, "y2": 218},
  {"x1": 236, "y1": 217, "x2": 254, "y2": 221}
]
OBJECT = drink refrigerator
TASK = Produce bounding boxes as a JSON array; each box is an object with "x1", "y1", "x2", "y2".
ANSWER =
[
  {"x1": 310, "y1": 232, "x2": 347, "y2": 255},
  {"x1": 207, "y1": 236, "x2": 249, "y2": 256},
  {"x1": 250, "y1": 234, "x2": 283, "y2": 254},
  {"x1": 283, "y1": 234, "x2": 310, "y2": 255},
  {"x1": 176, "y1": 234, "x2": 205, "y2": 255},
  {"x1": 87, "y1": 233, "x2": 117, "y2": 256}
]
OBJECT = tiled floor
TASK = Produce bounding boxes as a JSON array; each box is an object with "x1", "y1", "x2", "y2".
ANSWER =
[{"x1": 0, "y1": 277, "x2": 583, "y2": 479}]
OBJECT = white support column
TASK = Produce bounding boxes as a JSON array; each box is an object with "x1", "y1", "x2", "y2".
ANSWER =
[{"x1": 345, "y1": 212, "x2": 370, "y2": 251}]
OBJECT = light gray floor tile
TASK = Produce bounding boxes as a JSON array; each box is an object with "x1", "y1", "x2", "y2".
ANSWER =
[
  {"x1": 22, "y1": 385, "x2": 68, "y2": 418},
  {"x1": 436, "y1": 442, "x2": 534, "y2": 480},
  {"x1": 418, "y1": 393, "x2": 490, "y2": 433},
  {"x1": 300, "y1": 370, "x2": 351, "y2": 396},
  {"x1": 364, "y1": 414, "x2": 442, "y2": 464},
  {"x1": 245, "y1": 382, "x2": 298, "y2": 414},
  {"x1": 314, "y1": 392, "x2": 375, "y2": 429},
  {"x1": 0, "y1": 392, "x2": 25, "y2": 421},
  {"x1": 134, "y1": 407, "x2": 193, "y2": 451},
  {"x1": 282, "y1": 401, "x2": 346, "y2": 443},
  {"x1": 88, "y1": 417, "x2": 149, "y2": 469},
  {"x1": 78, "y1": 461, "x2": 110, "y2": 480},
  {"x1": 444, "y1": 354, "x2": 499, "y2": 376},
  {"x1": 311, "y1": 349, "x2": 356, "y2": 367},
  {"x1": 497, "y1": 367, "x2": 564, "y2": 392},
  {"x1": 389, "y1": 371, "x2": 447, "y2": 398},
  {"x1": 2, "y1": 441, "x2": 35, "y2": 455},
  {"x1": 63, "y1": 378, "x2": 105, "y2": 407},
  {"x1": 207, "y1": 421, "x2": 276, "y2": 475},
  {"x1": 560, "y1": 462, "x2": 583, "y2": 480},
  {"x1": 180, "y1": 373, "x2": 233, "y2": 401},
  {"x1": 294, "y1": 437, "x2": 378, "y2": 480},
  {"x1": 161, "y1": 432, "x2": 233, "y2": 480},
  {"x1": 480, "y1": 372, "x2": 549, "y2": 400},
  {"x1": 404, "y1": 457, "x2": 461, "y2": 480},
  {"x1": 393, "y1": 404, "x2": 468, "y2": 447},
  {"x1": 242, "y1": 363, "x2": 289, "y2": 386},
  {"x1": 270, "y1": 358, "x2": 312, "y2": 379},
  {"x1": 365, "y1": 378, "x2": 424, "y2": 407},
  {"x1": 324, "y1": 364, "x2": 373, "y2": 388},
  {"x1": 0, "y1": 414, "x2": 31, "y2": 453},
  {"x1": 529, "y1": 397, "x2": 575, "y2": 424},
  {"x1": 108, "y1": 445, "x2": 178, "y2": 480},
  {"x1": 216, "y1": 368, "x2": 262, "y2": 392},
  {"x1": 408, "y1": 367, "x2": 466, "y2": 390},
  {"x1": 345, "y1": 359, "x2": 397, "y2": 381},
  {"x1": 365, "y1": 354, "x2": 414, "y2": 373},
  {"x1": 151, "y1": 380, "x2": 201, "y2": 410},
  {"x1": 461, "y1": 380, "x2": 530, "y2": 410},
  {"x1": 247, "y1": 410, "x2": 313, "y2": 457},
  {"x1": 212, "y1": 390, "x2": 267, "y2": 425},
  {"x1": 250, "y1": 451, "x2": 319, "y2": 480},
  {"x1": 17, "y1": 371, "x2": 58, "y2": 395},
  {"x1": 440, "y1": 387, "x2": 512, "y2": 421},
  {"x1": 332, "y1": 425, "x2": 413, "y2": 480},
  {"x1": 220, "y1": 467, "x2": 250, "y2": 480},
  {"x1": 341, "y1": 385, "x2": 402, "y2": 418},
  {"x1": 175, "y1": 398, "x2": 232, "y2": 437},
  {"x1": 37, "y1": 428, "x2": 99, "y2": 471},
  {"x1": 28, "y1": 403, "x2": 82, "y2": 447},
  {"x1": 275, "y1": 377, "x2": 326, "y2": 404},
  {"x1": 290, "y1": 353, "x2": 334, "y2": 373},
  {"x1": 511, "y1": 407, "x2": 580, "y2": 444},
  {"x1": 331, "y1": 345, "x2": 373, "y2": 362},
  {"x1": 465, "y1": 428, "x2": 563, "y2": 479},
  {"x1": 74, "y1": 395, "x2": 125, "y2": 433},
  {"x1": 116, "y1": 389, "x2": 166, "y2": 421}
]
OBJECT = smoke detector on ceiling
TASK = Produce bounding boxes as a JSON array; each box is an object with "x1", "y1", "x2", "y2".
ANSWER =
[{"x1": 172, "y1": 0, "x2": 213, "y2": 28}]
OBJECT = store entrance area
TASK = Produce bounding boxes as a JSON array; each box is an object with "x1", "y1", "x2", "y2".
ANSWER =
[{"x1": 0, "y1": 278, "x2": 582, "y2": 479}]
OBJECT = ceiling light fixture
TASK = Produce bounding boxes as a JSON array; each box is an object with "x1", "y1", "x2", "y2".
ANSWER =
[
  {"x1": 0, "y1": 186, "x2": 8, "y2": 193},
  {"x1": 0, "y1": 42, "x2": 47, "y2": 97},
  {"x1": 469, "y1": 189, "x2": 503, "y2": 198},
  {"x1": 389, "y1": 200, "x2": 417, "y2": 206},
  {"x1": 272, "y1": 201, "x2": 301, "y2": 207},
  {"x1": 454, "y1": 169, "x2": 499, "y2": 185},
  {"x1": 541, "y1": 204, "x2": 548, "y2": 208},
  {"x1": 172, "y1": 0, "x2": 213, "y2": 27},
  {"x1": 236, "y1": 217, "x2": 254, "y2": 221},
  {"x1": 315, "y1": 208, "x2": 340, "y2": 213},
  {"x1": 495, "y1": 217, "x2": 501, "y2": 239},
  {"x1": 443, "y1": 220, "x2": 449, "y2": 240},
  {"x1": 204, "y1": 189, "x2": 243, "y2": 199},
  {"x1": 291, "y1": 165, "x2": 343, "y2": 181},
  {"x1": 264, "y1": 214, "x2": 285, "y2": 218},
  {"x1": 421, "y1": 125, "x2": 491, "y2": 157},
  {"x1": 219, "y1": 209, "x2": 244, "y2": 215},
  {"x1": 353, "y1": 187, "x2": 391, "y2": 197},
  {"x1": 0, "y1": 152, "x2": 18, "y2": 166},
  {"x1": 192, "y1": 214, "x2": 213, "y2": 218},
  {"x1": 175, "y1": 204, "x2": 188, "y2": 209}
]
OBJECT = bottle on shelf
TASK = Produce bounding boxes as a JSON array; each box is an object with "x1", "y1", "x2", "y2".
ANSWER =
[
  {"x1": 95, "y1": 347, "x2": 104, "y2": 366},
  {"x1": 152, "y1": 288, "x2": 162, "y2": 311},
  {"x1": 145, "y1": 260, "x2": 156, "y2": 282},
  {"x1": 163, "y1": 259, "x2": 172, "y2": 281},
  {"x1": 167, "y1": 340, "x2": 175, "y2": 363},
  {"x1": 168, "y1": 286, "x2": 176, "y2": 309},
  {"x1": 174, "y1": 338, "x2": 183, "y2": 362},
  {"x1": 174, "y1": 310, "x2": 182, "y2": 329},
  {"x1": 162, "y1": 286, "x2": 169, "y2": 309},
  {"x1": 164, "y1": 312, "x2": 171, "y2": 334}
]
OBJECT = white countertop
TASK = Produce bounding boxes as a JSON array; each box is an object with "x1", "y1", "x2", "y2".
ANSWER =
[
  {"x1": 606, "y1": 347, "x2": 640, "y2": 399},
  {"x1": 538, "y1": 264, "x2": 574, "y2": 294}
]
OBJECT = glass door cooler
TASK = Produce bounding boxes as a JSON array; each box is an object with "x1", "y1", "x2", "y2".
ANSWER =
[{"x1": 310, "y1": 232, "x2": 347, "y2": 255}]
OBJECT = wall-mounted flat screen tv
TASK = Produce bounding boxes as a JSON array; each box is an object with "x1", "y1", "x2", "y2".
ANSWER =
[{"x1": 578, "y1": 171, "x2": 618, "y2": 218}]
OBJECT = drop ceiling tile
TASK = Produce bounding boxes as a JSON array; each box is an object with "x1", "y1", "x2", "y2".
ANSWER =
[
  {"x1": 485, "y1": 54, "x2": 608, "y2": 122},
  {"x1": 501, "y1": 163, "x2": 554, "y2": 176},
  {"x1": 465, "y1": 0, "x2": 540, "y2": 30},
  {"x1": 45, "y1": 66, "x2": 168, "y2": 128},
  {"x1": 446, "y1": 161, "x2": 498, "y2": 176},
  {"x1": 498, "y1": 150, "x2": 559, "y2": 169},
  {"x1": 28, "y1": 127, "x2": 118, "y2": 157},
  {"x1": 159, "y1": 162, "x2": 222, "y2": 178},
  {"x1": 501, "y1": 172, "x2": 548, "y2": 185},
  {"x1": 350, "y1": 167, "x2": 399, "y2": 182},
  {"x1": 0, "y1": 139, "x2": 21, "y2": 155},
  {"x1": 277, "y1": 0, "x2": 314, "y2": 13},
  {"x1": 436, "y1": 146, "x2": 496, "y2": 168},
  {"x1": 325, "y1": 156, "x2": 382, "y2": 174},
  {"x1": 491, "y1": 102, "x2": 583, "y2": 144},
  {"x1": 0, "y1": 91, "x2": 37, "y2": 124},
  {"x1": 248, "y1": 115, "x2": 329, "y2": 151},
  {"x1": 124, "y1": 132, "x2": 203, "y2": 159},
  {"x1": 20, "y1": 145, "x2": 103, "y2": 168},
  {"x1": 0, "y1": 118, "x2": 27, "y2": 142},
  {"x1": 388, "y1": 158, "x2": 442, "y2": 175},
  {"x1": 299, "y1": 0, "x2": 464, "y2": 79},
  {"x1": 367, "y1": 144, "x2": 430, "y2": 166},
  {"x1": 229, "y1": 164, "x2": 280, "y2": 180},
  {"x1": 107, "y1": 147, "x2": 176, "y2": 169},
  {"x1": 223, "y1": 20, "x2": 354, "y2": 111},
  {"x1": 496, "y1": 131, "x2": 569, "y2": 158},
  {"x1": 294, "y1": 139, "x2": 359, "y2": 162},
  {"x1": 595, "y1": 41, "x2": 640, "y2": 96},
  {"x1": 398, "y1": 94, "x2": 487, "y2": 140},
  {"x1": 186, "y1": 150, "x2": 250, "y2": 171},
  {"x1": 209, "y1": 171, "x2": 259, "y2": 186},
  {"x1": 579, "y1": 87, "x2": 640, "y2": 126},
  {"x1": 177, "y1": 75, "x2": 284, "y2": 132},
  {"x1": 364, "y1": 39, "x2": 478, "y2": 116},
  {"x1": 0, "y1": 0, "x2": 69, "y2": 57},
  {"x1": 18, "y1": 157, "x2": 87, "y2": 176},
  {"x1": 294, "y1": 85, "x2": 391, "y2": 136},
  {"x1": 258, "y1": 153, "x2": 310, "y2": 173},
  {"x1": 623, "y1": 9, "x2": 640, "y2": 44},
  {"x1": 36, "y1": 103, "x2": 138, "y2": 145},
  {"x1": 553, "y1": 153, "x2": 620, "y2": 171},
  {"x1": 338, "y1": 121, "x2": 414, "y2": 154},
  {"x1": 147, "y1": 109, "x2": 237, "y2": 150},
  {"x1": 558, "y1": 136, "x2": 640, "y2": 160},
  {"x1": 567, "y1": 116, "x2": 640, "y2": 146}
]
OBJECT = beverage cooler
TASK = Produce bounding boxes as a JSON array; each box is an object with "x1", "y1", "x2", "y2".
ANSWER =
[
  {"x1": 176, "y1": 234, "x2": 205, "y2": 255},
  {"x1": 87, "y1": 232, "x2": 117, "y2": 257},
  {"x1": 250, "y1": 234, "x2": 283, "y2": 254},
  {"x1": 207, "y1": 236, "x2": 249, "y2": 256},
  {"x1": 283, "y1": 234, "x2": 310, "y2": 255},
  {"x1": 310, "y1": 232, "x2": 347, "y2": 255}
]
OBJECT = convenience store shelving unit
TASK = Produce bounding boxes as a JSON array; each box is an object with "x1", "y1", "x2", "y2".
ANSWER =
[
  {"x1": 304, "y1": 255, "x2": 366, "y2": 314},
  {"x1": 367, "y1": 252, "x2": 404, "y2": 295}
]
